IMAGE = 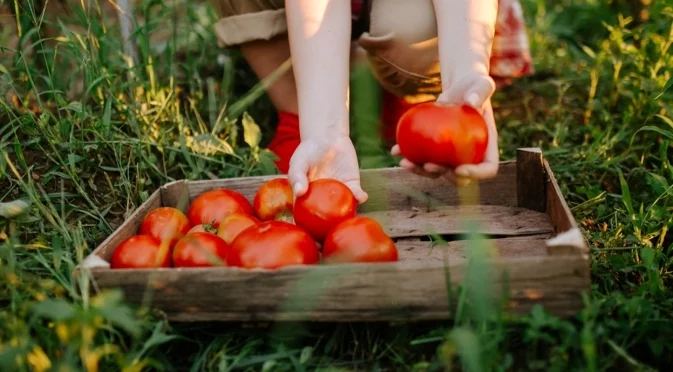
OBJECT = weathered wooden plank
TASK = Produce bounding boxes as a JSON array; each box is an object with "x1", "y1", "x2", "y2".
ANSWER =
[
  {"x1": 544, "y1": 160, "x2": 578, "y2": 233},
  {"x1": 78, "y1": 156, "x2": 589, "y2": 324},
  {"x1": 358, "y1": 162, "x2": 518, "y2": 211},
  {"x1": 363, "y1": 205, "x2": 554, "y2": 238},
  {"x1": 89, "y1": 254, "x2": 590, "y2": 322},
  {"x1": 160, "y1": 180, "x2": 190, "y2": 213},
  {"x1": 517, "y1": 148, "x2": 546, "y2": 213},
  {"x1": 542, "y1": 161, "x2": 588, "y2": 257},
  {"x1": 186, "y1": 163, "x2": 519, "y2": 212},
  {"x1": 396, "y1": 234, "x2": 552, "y2": 262}
]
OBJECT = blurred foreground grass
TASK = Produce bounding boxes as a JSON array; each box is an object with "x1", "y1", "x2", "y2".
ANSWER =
[{"x1": 1, "y1": 0, "x2": 673, "y2": 370}]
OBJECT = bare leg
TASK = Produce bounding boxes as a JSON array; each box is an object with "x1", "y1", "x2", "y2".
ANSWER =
[
  {"x1": 240, "y1": 36, "x2": 298, "y2": 115},
  {"x1": 241, "y1": 36, "x2": 364, "y2": 174}
]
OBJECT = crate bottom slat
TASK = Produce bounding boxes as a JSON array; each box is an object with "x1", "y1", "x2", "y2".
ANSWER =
[
  {"x1": 395, "y1": 233, "x2": 553, "y2": 263},
  {"x1": 363, "y1": 205, "x2": 554, "y2": 239},
  {"x1": 89, "y1": 254, "x2": 589, "y2": 322}
]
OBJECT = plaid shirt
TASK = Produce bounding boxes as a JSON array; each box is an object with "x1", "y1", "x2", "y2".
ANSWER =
[{"x1": 351, "y1": 0, "x2": 533, "y2": 79}]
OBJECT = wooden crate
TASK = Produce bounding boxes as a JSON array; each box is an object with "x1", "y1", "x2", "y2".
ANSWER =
[{"x1": 76, "y1": 148, "x2": 590, "y2": 322}]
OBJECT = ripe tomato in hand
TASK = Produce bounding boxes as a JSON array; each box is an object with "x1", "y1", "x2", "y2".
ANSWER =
[
  {"x1": 293, "y1": 179, "x2": 357, "y2": 242},
  {"x1": 228, "y1": 221, "x2": 319, "y2": 269},
  {"x1": 253, "y1": 178, "x2": 294, "y2": 221},
  {"x1": 217, "y1": 213, "x2": 259, "y2": 244},
  {"x1": 172, "y1": 232, "x2": 231, "y2": 267},
  {"x1": 396, "y1": 102, "x2": 488, "y2": 168},
  {"x1": 323, "y1": 217, "x2": 398, "y2": 264},
  {"x1": 139, "y1": 207, "x2": 191, "y2": 248},
  {"x1": 187, "y1": 189, "x2": 253, "y2": 228},
  {"x1": 111, "y1": 235, "x2": 171, "y2": 269}
]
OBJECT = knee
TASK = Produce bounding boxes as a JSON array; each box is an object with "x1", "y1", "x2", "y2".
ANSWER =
[
  {"x1": 358, "y1": 0, "x2": 441, "y2": 103},
  {"x1": 210, "y1": 0, "x2": 287, "y2": 48},
  {"x1": 369, "y1": 0, "x2": 438, "y2": 44}
]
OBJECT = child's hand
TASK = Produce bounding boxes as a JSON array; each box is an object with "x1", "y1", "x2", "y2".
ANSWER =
[
  {"x1": 391, "y1": 73, "x2": 500, "y2": 185},
  {"x1": 288, "y1": 135, "x2": 368, "y2": 203}
]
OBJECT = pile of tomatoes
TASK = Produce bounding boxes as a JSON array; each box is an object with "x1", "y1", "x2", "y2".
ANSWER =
[{"x1": 111, "y1": 178, "x2": 398, "y2": 270}]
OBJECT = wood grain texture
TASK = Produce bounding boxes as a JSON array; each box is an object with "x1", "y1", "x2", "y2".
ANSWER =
[
  {"x1": 83, "y1": 190, "x2": 162, "y2": 263},
  {"x1": 517, "y1": 148, "x2": 546, "y2": 213},
  {"x1": 546, "y1": 228, "x2": 588, "y2": 256},
  {"x1": 89, "y1": 254, "x2": 590, "y2": 322},
  {"x1": 186, "y1": 163, "x2": 518, "y2": 212},
  {"x1": 363, "y1": 205, "x2": 554, "y2": 238},
  {"x1": 396, "y1": 234, "x2": 552, "y2": 262},
  {"x1": 544, "y1": 161, "x2": 578, "y2": 233},
  {"x1": 160, "y1": 180, "x2": 190, "y2": 213},
  {"x1": 79, "y1": 158, "x2": 590, "y2": 323}
]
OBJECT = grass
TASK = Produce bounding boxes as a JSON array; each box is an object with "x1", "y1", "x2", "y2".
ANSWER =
[{"x1": 1, "y1": 0, "x2": 673, "y2": 370}]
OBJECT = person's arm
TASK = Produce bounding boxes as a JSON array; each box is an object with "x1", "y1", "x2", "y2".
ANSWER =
[
  {"x1": 392, "y1": 0, "x2": 500, "y2": 182},
  {"x1": 285, "y1": 1, "x2": 368, "y2": 202},
  {"x1": 432, "y1": 0, "x2": 498, "y2": 107},
  {"x1": 286, "y1": 0, "x2": 351, "y2": 140}
]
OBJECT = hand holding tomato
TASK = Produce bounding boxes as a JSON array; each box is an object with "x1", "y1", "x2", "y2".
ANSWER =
[
  {"x1": 392, "y1": 74, "x2": 500, "y2": 185},
  {"x1": 288, "y1": 135, "x2": 368, "y2": 204}
]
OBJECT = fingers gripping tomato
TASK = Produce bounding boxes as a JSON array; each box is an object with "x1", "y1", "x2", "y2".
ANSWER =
[
  {"x1": 323, "y1": 217, "x2": 398, "y2": 264},
  {"x1": 293, "y1": 179, "x2": 357, "y2": 242},
  {"x1": 172, "y1": 232, "x2": 232, "y2": 267},
  {"x1": 187, "y1": 189, "x2": 253, "y2": 228},
  {"x1": 111, "y1": 235, "x2": 171, "y2": 269},
  {"x1": 139, "y1": 207, "x2": 191, "y2": 248},
  {"x1": 229, "y1": 221, "x2": 319, "y2": 269},
  {"x1": 396, "y1": 102, "x2": 488, "y2": 168},
  {"x1": 253, "y1": 178, "x2": 294, "y2": 221}
]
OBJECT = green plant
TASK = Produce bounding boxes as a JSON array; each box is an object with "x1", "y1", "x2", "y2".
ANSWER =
[{"x1": 1, "y1": 0, "x2": 673, "y2": 370}]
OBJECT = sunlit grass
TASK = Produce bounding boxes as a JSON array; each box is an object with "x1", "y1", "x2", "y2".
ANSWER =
[{"x1": 1, "y1": 0, "x2": 673, "y2": 370}]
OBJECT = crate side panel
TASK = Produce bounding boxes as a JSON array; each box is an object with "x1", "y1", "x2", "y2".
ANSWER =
[
  {"x1": 160, "y1": 180, "x2": 190, "y2": 212},
  {"x1": 544, "y1": 161, "x2": 578, "y2": 233},
  {"x1": 186, "y1": 164, "x2": 517, "y2": 212},
  {"x1": 358, "y1": 162, "x2": 517, "y2": 212},
  {"x1": 91, "y1": 255, "x2": 589, "y2": 322},
  {"x1": 396, "y1": 234, "x2": 552, "y2": 263},
  {"x1": 516, "y1": 148, "x2": 546, "y2": 212},
  {"x1": 363, "y1": 205, "x2": 554, "y2": 239}
]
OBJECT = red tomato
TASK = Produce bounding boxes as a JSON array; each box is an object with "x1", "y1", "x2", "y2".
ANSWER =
[
  {"x1": 253, "y1": 178, "x2": 294, "y2": 221},
  {"x1": 228, "y1": 221, "x2": 319, "y2": 269},
  {"x1": 293, "y1": 179, "x2": 357, "y2": 242},
  {"x1": 396, "y1": 102, "x2": 488, "y2": 168},
  {"x1": 217, "y1": 213, "x2": 260, "y2": 244},
  {"x1": 187, "y1": 223, "x2": 219, "y2": 235},
  {"x1": 139, "y1": 207, "x2": 191, "y2": 248},
  {"x1": 111, "y1": 235, "x2": 171, "y2": 269},
  {"x1": 172, "y1": 232, "x2": 231, "y2": 267},
  {"x1": 186, "y1": 189, "x2": 253, "y2": 228},
  {"x1": 322, "y1": 217, "x2": 398, "y2": 264}
]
